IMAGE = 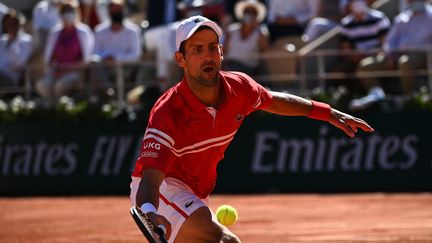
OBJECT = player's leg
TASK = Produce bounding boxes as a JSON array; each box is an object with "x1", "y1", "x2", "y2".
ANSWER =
[
  {"x1": 174, "y1": 206, "x2": 240, "y2": 243},
  {"x1": 130, "y1": 177, "x2": 239, "y2": 242}
]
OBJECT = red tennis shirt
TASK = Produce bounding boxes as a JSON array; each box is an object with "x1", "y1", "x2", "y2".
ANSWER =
[{"x1": 132, "y1": 71, "x2": 273, "y2": 198}]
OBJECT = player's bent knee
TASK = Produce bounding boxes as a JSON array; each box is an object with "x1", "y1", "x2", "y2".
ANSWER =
[{"x1": 175, "y1": 207, "x2": 240, "y2": 243}]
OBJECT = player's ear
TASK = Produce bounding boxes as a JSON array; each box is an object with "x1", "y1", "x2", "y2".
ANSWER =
[{"x1": 175, "y1": 52, "x2": 186, "y2": 68}]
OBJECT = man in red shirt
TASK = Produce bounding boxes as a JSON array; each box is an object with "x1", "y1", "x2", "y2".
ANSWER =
[{"x1": 130, "y1": 15, "x2": 374, "y2": 243}]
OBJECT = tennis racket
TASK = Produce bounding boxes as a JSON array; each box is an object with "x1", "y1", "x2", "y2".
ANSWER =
[{"x1": 130, "y1": 206, "x2": 168, "y2": 243}]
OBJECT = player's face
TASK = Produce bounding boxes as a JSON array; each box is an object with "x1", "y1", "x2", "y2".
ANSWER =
[{"x1": 176, "y1": 29, "x2": 223, "y2": 87}]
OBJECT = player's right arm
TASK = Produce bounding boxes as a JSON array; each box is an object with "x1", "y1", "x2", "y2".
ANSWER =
[
  {"x1": 136, "y1": 168, "x2": 172, "y2": 239},
  {"x1": 262, "y1": 91, "x2": 374, "y2": 137},
  {"x1": 131, "y1": 92, "x2": 178, "y2": 239}
]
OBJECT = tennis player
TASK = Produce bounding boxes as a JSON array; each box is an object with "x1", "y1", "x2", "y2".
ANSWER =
[{"x1": 130, "y1": 15, "x2": 374, "y2": 243}]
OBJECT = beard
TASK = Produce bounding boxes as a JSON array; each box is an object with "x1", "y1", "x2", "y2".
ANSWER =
[
  {"x1": 195, "y1": 72, "x2": 219, "y2": 87},
  {"x1": 190, "y1": 61, "x2": 220, "y2": 87}
]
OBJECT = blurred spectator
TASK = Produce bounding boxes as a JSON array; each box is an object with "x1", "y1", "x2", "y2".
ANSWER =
[
  {"x1": 356, "y1": 0, "x2": 432, "y2": 97},
  {"x1": 398, "y1": 0, "x2": 432, "y2": 11},
  {"x1": 141, "y1": 22, "x2": 180, "y2": 92},
  {"x1": 267, "y1": 0, "x2": 319, "y2": 42},
  {"x1": 332, "y1": 0, "x2": 390, "y2": 85},
  {"x1": 0, "y1": 10, "x2": 32, "y2": 88},
  {"x1": 400, "y1": 0, "x2": 411, "y2": 11},
  {"x1": 0, "y1": 2, "x2": 8, "y2": 35},
  {"x1": 340, "y1": 0, "x2": 390, "y2": 52},
  {"x1": 339, "y1": 0, "x2": 376, "y2": 15},
  {"x1": 78, "y1": 0, "x2": 109, "y2": 30},
  {"x1": 36, "y1": 0, "x2": 94, "y2": 100},
  {"x1": 147, "y1": 0, "x2": 182, "y2": 27},
  {"x1": 223, "y1": 0, "x2": 269, "y2": 75},
  {"x1": 224, "y1": 0, "x2": 265, "y2": 20},
  {"x1": 91, "y1": 0, "x2": 141, "y2": 97},
  {"x1": 32, "y1": 0, "x2": 61, "y2": 52},
  {"x1": 177, "y1": 0, "x2": 228, "y2": 27},
  {"x1": 199, "y1": 0, "x2": 227, "y2": 26},
  {"x1": 302, "y1": 0, "x2": 345, "y2": 42},
  {"x1": 125, "y1": 0, "x2": 141, "y2": 13}
]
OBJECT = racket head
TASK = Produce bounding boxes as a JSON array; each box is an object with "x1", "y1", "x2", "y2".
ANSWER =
[{"x1": 130, "y1": 206, "x2": 167, "y2": 243}]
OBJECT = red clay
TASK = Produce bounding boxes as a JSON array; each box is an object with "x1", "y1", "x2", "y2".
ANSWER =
[{"x1": 1, "y1": 193, "x2": 431, "y2": 242}]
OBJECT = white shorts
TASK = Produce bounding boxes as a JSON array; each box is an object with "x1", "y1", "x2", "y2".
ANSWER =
[{"x1": 130, "y1": 176, "x2": 209, "y2": 243}]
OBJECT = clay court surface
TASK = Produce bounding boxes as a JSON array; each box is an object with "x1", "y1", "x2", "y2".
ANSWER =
[{"x1": 1, "y1": 193, "x2": 432, "y2": 243}]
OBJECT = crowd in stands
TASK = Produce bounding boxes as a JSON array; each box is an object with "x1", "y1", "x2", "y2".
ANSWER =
[
  {"x1": 35, "y1": 0, "x2": 94, "y2": 99},
  {"x1": 0, "y1": 9, "x2": 33, "y2": 87},
  {"x1": 0, "y1": 0, "x2": 432, "y2": 111}
]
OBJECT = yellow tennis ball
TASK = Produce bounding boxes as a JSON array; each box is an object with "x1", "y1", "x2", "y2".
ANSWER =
[{"x1": 216, "y1": 205, "x2": 238, "y2": 226}]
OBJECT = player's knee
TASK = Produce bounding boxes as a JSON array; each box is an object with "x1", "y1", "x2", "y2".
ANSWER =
[{"x1": 176, "y1": 207, "x2": 240, "y2": 242}]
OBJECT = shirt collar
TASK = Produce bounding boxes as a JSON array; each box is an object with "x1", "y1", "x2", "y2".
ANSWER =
[{"x1": 178, "y1": 72, "x2": 237, "y2": 112}]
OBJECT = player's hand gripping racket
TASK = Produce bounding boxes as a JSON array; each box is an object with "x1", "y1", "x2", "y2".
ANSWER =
[{"x1": 130, "y1": 206, "x2": 168, "y2": 243}]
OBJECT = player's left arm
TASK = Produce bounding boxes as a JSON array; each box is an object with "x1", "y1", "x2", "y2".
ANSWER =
[{"x1": 261, "y1": 91, "x2": 374, "y2": 138}]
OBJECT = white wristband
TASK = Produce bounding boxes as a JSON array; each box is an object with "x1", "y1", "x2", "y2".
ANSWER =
[
  {"x1": 140, "y1": 203, "x2": 157, "y2": 214},
  {"x1": 158, "y1": 225, "x2": 167, "y2": 234}
]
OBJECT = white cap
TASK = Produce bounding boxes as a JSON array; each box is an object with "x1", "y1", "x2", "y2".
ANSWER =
[{"x1": 175, "y1": 15, "x2": 223, "y2": 51}]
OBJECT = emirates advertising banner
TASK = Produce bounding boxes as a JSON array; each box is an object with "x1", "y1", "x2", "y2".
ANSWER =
[
  {"x1": 0, "y1": 122, "x2": 145, "y2": 195},
  {"x1": 0, "y1": 112, "x2": 431, "y2": 195},
  {"x1": 218, "y1": 112, "x2": 432, "y2": 193}
]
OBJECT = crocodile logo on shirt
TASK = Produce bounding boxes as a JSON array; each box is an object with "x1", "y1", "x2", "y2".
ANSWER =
[
  {"x1": 194, "y1": 18, "x2": 204, "y2": 23},
  {"x1": 185, "y1": 200, "x2": 194, "y2": 208},
  {"x1": 236, "y1": 114, "x2": 244, "y2": 122}
]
